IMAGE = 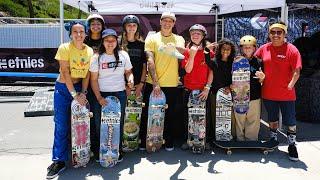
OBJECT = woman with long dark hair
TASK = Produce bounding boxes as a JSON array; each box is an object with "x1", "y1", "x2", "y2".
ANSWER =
[{"x1": 90, "y1": 29, "x2": 134, "y2": 162}]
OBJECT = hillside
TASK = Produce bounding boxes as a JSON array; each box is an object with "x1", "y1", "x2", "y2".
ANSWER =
[{"x1": 0, "y1": 0, "x2": 87, "y2": 19}]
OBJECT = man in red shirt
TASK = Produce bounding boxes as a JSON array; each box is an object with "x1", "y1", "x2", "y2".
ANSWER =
[{"x1": 255, "y1": 21, "x2": 302, "y2": 161}]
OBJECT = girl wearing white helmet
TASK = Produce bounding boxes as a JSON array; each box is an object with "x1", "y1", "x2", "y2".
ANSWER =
[
  {"x1": 85, "y1": 13, "x2": 106, "y2": 53},
  {"x1": 84, "y1": 13, "x2": 106, "y2": 161},
  {"x1": 180, "y1": 24, "x2": 214, "y2": 151}
]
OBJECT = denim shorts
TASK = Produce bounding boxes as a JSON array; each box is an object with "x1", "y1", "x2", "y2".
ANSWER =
[{"x1": 263, "y1": 99, "x2": 296, "y2": 126}]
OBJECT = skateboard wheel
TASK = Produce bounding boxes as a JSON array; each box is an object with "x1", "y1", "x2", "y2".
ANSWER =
[
  {"x1": 152, "y1": 147, "x2": 156, "y2": 152},
  {"x1": 226, "y1": 150, "x2": 232, "y2": 155},
  {"x1": 162, "y1": 140, "x2": 165, "y2": 144},
  {"x1": 141, "y1": 103, "x2": 145, "y2": 107},
  {"x1": 263, "y1": 150, "x2": 269, "y2": 155},
  {"x1": 88, "y1": 112, "x2": 93, "y2": 118},
  {"x1": 164, "y1": 104, "x2": 168, "y2": 109}
]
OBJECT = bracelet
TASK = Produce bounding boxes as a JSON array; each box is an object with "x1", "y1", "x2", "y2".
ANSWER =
[
  {"x1": 82, "y1": 89, "x2": 88, "y2": 95},
  {"x1": 70, "y1": 90, "x2": 77, "y2": 98}
]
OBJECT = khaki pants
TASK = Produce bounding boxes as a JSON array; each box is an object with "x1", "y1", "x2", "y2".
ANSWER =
[
  {"x1": 209, "y1": 92, "x2": 236, "y2": 140},
  {"x1": 234, "y1": 99, "x2": 261, "y2": 141}
]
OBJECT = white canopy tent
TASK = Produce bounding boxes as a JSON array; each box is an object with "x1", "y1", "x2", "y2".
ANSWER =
[{"x1": 59, "y1": 0, "x2": 287, "y2": 43}]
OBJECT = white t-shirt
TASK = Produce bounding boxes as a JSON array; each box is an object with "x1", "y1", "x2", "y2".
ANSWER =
[{"x1": 90, "y1": 50, "x2": 132, "y2": 92}]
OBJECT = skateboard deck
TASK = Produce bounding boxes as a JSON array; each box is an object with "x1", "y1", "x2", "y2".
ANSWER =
[
  {"x1": 123, "y1": 89, "x2": 143, "y2": 152},
  {"x1": 187, "y1": 90, "x2": 206, "y2": 153},
  {"x1": 215, "y1": 88, "x2": 233, "y2": 141},
  {"x1": 146, "y1": 90, "x2": 167, "y2": 153},
  {"x1": 71, "y1": 100, "x2": 92, "y2": 168},
  {"x1": 99, "y1": 96, "x2": 121, "y2": 168},
  {"x1": 232, "y1": 56, "x2": 250, "y2": 114},
  {"x1": 214, "y1": 140, "x2": 279, "y2": 155}
]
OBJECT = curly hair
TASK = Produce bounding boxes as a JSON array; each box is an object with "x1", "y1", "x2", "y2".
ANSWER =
[{"x1": 215, "y1": 38, "x2": 236, "y2": 62}]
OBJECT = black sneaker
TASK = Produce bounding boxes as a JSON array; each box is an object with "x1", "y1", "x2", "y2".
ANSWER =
[
  {"x1": 117, "y1": 153, "x2": 124, "y2": 163},
  {"x1": 46, "y1": 161, "x2": 66, "y2": 179},
  {"x1": 288, "y1": 144, "x2": 299, "y2": 161}
]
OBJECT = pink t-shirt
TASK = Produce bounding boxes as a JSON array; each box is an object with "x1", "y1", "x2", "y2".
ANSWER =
[{"x1": 254, "y1": 42, "x2": 302, "y2": 101}]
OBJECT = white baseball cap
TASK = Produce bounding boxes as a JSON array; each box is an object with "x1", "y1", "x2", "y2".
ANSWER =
[{"x1": 161, "y1": 12, "x2": 176, "y2": 21}]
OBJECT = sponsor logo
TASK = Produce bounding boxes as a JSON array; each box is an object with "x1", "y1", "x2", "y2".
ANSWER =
[{"x1": 0, "y1": 57, "x2": 44, "y2": 69}]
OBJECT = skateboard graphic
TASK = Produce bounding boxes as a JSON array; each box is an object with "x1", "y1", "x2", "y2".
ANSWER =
[
  {"x1": 187, "y1": 90, "x2": 206, "y2": 153},
  {"x1": 123, "y1": 89, "x2": 144, "y2": 152},
  {"x1": 99, "y1": 96, "x2": 121, "y2": 168},
  {"x1": 215, "y1": 88, "x2": 233, "y2": 141},
  {"x1": 146, "y1": 90, "x2": 167, "y2": 153},
  {"x1": 232, "y1": 56, "x2": 250, "y2": 114},
  {"x1": 214, "y1": 140, "x2": 279, "y2": 155},
  {"x1": 71, "y1": 100, "x2": 92, "y2": 168}
]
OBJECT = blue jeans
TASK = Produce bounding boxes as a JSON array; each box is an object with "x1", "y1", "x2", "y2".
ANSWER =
[
  {"x1": 93, "y1": 90, "x2": 126, "y2": 154},
  {"x1": 52, "y1": 81, "x2": 81, "y2": 162},
  {"x1": 263, "y1": 99, "x2": 296, "y2": 126}
]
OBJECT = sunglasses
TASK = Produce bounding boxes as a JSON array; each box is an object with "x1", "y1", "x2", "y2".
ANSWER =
[{"x1": 270, "y1": 30, "x2": 283, "y2": 35}]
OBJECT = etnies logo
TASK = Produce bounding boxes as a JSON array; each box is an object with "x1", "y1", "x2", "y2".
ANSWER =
[{"x1": 0, "y1": 57, "x2": 44, "y2": 69}]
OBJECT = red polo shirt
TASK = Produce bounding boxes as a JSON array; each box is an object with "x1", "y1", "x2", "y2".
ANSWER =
[
  {"x1": 181, "y1": 48, "x2": 214, "y2": 90},
  {"x1": 254, "y1": 42, "x2": 302, "y2": 101}
]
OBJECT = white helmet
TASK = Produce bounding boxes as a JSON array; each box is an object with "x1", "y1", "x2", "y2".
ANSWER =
[{"x1": 86, "y1": 13, "x2": 105, "y2": 24}]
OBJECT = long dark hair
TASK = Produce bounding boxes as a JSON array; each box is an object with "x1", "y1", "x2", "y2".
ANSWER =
[
  {"x1": 98, "y1": 36, "x2": 120, "y2": 70},
  {"x1": 215, "y1": 38, "x2": 236, "y2": 63},
  {"x1": 87, "y1": 18, "x2": 105, "y2": 41}
]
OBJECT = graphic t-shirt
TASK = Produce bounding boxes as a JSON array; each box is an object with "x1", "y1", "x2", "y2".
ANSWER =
[
  {"x1": 55, "y1": 42, "x2": 93, "y2": 78},
  {"x1": 90, "y1": 50, "x2": 133, "y2": 92}
]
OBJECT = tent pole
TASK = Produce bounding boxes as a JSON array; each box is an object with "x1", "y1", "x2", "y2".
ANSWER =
[
  {"x1": 281, "y1": 3, "x2": 288, "y2": 25},
  {"x1": 215, "y1": 7, "x2": 218, "y2": 42},
  {"x1": 60, "y1": 0, "x2": 64, "y2": 44}
]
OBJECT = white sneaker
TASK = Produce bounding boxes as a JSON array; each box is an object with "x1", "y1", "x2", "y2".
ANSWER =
[{"x1": 165, "y1": 147, "x2": 174, "y2": 151}]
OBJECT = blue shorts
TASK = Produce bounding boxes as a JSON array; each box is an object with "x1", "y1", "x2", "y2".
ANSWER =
[{"x1": 263, "y1": 99, "x2": 296, "y2": 126}]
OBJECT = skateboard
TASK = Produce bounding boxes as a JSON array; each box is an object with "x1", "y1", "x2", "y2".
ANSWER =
[
  {"x1": 215, "y1": 88, "x2": 233, "y2": 141},
  {"x1": 99, "y1": 96, "x2": 121, "y2": 168},
  {"x1": 123, "y1": 89, "x2": 144, "y2": 152},
  {"x1": 146, "y1": 90, "x2": 167, "y2": 153},
  {"x1": 187, "y1": 90, "x2": 206, "y2": 153},
  {"x1": 71, "y1": 100, "x2": 92, "y2": 168},
  {"x1": 214, "y1": 140, "x2": 279, "y2": 155},
  {"x1": 231, "y1": 56, "x2": 250, "y2": 114}
]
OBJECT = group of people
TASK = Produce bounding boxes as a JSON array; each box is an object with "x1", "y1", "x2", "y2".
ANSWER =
[{"x1": 46, "y1": 11, "x2": 302, "y2": 179}]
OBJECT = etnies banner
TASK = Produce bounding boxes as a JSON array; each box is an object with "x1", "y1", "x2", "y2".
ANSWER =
[{"x1": 0, "y1": 48, "x2": 59, "y2": 73}]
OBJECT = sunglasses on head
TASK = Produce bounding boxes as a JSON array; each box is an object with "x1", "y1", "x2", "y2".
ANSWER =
[{"x1": 270, "y1": 30, "x2": 283, "y2": 35}]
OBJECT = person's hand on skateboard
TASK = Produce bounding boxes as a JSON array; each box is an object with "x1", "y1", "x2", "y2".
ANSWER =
[
  {"x1": 152, "y1": 82, "x2": 161, "y2": 97},
  {"x1": 198, "y1": 88, "x2": 209, "y2": 101},
  {"x1": 223, "y1": 87, "x2": 231, "y2": 95},
  {"x1": 97, "y1": 96, "x2": 107, "y2": 107},
  {"x1": 135, "y1": 83, "x2": 143, "y2": 97},
  {"x1": 75, "y1": 93, "x2": 88, "y2": 106}
]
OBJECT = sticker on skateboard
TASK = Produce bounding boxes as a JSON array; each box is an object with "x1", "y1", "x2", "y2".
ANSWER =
[
  {"x1": 232, "y1": 56, "x2": 250, "y2": 114},
  {"x1": 71, "y1": 100, "x2": 92, "y2": 168},
  {"x1": 99, "y1": 96, "x2": 121, "y2": 168},
  {"x1": 187, "y1": 90, "x2": 206, "y2": 153},
  {"x1": 146, "y1": 90, "x2": 167, "y2": 153},
  {"x1": 216, "y1": 88, "x2": 233, "y2": 141}
]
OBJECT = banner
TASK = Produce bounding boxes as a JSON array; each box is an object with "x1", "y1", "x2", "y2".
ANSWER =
[{"x1": 0, "y1": 48, "x2": 59, "y2": 74}]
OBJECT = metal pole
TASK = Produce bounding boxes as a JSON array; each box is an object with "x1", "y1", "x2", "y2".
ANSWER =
[
  {"x1": 60, "y1": 0, "x2": 64, "y2": 44},
  {"x1": 215, "y1": 8, "x2": 218, "y2": 42}
]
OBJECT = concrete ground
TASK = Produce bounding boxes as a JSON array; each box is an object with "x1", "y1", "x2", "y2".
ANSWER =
[{"x1": 0, "y1": 99, "x2": 319, "y2": 180}]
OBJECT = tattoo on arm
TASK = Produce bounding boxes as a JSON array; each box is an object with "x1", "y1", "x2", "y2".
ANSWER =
[{"x1": 146, "y1": 51, "x2": 158, "y2": 84}]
